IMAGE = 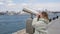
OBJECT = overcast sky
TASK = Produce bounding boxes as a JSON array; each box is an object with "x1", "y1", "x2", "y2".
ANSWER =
[{"x1": 0, "y1": 0, "x2": 60, "y2": 11}]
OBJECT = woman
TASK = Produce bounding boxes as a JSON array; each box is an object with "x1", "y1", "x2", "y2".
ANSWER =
[{"x1": 32, "y1": 12, "x2": 49, "y2": 34}]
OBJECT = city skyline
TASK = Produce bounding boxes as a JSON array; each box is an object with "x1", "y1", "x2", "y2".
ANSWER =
[{"x1": 0, "y1": 0, "x2": 60, "y2": 11}]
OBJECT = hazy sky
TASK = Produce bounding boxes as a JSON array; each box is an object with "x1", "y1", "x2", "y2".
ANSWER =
[{"x1": 0, "y1": 0, "x2": 60, "y2": 11}]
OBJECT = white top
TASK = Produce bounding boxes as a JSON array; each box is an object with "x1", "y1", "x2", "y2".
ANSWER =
[{"x1": 32, "y1": 18, "x2": 49, "y2": 31}]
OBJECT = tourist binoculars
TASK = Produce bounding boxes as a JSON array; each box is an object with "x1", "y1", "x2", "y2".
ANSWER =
[{"x1": 22, "y1": 8, "x2": 39, "y2": 15}]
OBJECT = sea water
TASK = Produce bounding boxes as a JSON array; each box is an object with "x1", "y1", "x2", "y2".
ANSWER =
[{"x1": 0, "y1": 14, "x2": 30, "y2": 34}]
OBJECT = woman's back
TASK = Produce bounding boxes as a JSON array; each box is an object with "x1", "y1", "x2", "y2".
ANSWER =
[{"x1": 33, "y1": 18, "x2": 48, "y2": 31}]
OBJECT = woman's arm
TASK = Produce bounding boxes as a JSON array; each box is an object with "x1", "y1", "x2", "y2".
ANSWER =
[{"x1": 32, "y1": 18, "x2": 37, "y2": 27}]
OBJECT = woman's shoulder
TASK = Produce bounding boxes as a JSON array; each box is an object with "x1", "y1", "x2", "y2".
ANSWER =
[{"x1": 39, "y1": 18, "x2": 49, "y2": 24}]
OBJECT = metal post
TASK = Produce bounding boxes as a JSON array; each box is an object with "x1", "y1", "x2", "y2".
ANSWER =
[{"x1": 26, "y1": 14, "x2": 34, "y2": 34}]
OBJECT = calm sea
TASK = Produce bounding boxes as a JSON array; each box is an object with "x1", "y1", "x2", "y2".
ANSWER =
[{"x1": 0, "y1": 13, "x2": 60, "y2": 34}]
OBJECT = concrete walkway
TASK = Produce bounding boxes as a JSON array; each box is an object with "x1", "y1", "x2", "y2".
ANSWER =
[{"x1": 47, "y1": 17, "x2": 60, "y2": 34}]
